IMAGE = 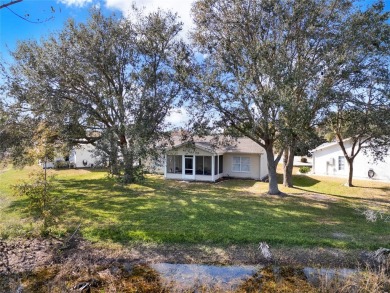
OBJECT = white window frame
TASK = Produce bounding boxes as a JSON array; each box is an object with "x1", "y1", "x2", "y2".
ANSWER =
[{"x1": 232, "y1": 156, "x2": 250, "y2": 172}]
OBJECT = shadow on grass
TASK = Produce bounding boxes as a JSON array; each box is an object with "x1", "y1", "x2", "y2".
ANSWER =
[
  {"x1": 292, "y1": 186, "x2": 390, "y2": 205},
  {"x1": 291, "y1": 175, "x2": 321, "y2": 188},
  {"x1": 4, "y1": 174, "x2": 389, "y2": 250}
]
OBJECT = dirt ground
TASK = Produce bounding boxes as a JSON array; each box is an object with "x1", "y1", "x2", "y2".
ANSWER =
[{"x1": 0, "y1": 236, "x2": 385, "y2": 292}]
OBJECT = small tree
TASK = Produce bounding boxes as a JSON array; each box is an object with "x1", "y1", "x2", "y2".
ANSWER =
[{"x1": 12, "y1": 172, "x2": 57, "y2": 234}]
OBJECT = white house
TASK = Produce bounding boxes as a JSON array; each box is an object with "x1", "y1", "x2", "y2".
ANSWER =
[
  {"x1": 41, "y1": 144, "x2": 98, "y2": 168},
  {"x1": 310, "y1": 140, "x2": 390, "y2": 181},
  {"x1": 162, "y1": 137, "x2": 268, "y2": 182}
]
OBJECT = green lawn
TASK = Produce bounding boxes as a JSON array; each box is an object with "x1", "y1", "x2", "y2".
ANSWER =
[{"x1": 0, "y1": 166, "x2": 389, "y2": 250}]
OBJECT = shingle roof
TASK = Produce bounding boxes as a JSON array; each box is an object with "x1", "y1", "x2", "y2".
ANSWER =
[{"x1": 169, "y1": 136, "x2": 264, "y2": 155}]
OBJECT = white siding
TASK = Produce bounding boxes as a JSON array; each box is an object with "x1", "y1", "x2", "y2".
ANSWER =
[
  {"x1": 71, "y1": 144, "x2": 98, "y2": 168},
  {"x1": 312, "y1": 142, "x2": 390, "y2": 181}
]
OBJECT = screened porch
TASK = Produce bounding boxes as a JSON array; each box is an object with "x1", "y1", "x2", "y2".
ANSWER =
[{"x1": 165, "y1": 154, "x2": 224, "y2": 182}]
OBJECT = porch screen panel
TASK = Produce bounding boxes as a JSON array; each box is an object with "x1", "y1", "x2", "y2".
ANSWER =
[
  {"x1": 214, "y1": 156, "x2": 218, "y2": 175},
  {"x1": 219, "y1": 155, "x2": 223, "y2": 173},
  {"x1": 175, "y1": 156, "x2": 182, "y2": 173},
  {"x1": 195, "y1": 156, "x2": 212, "y2": 175},
  {"x1": 167, "y1": 155, "x2": 182, "y2": 173},
  {"x1": 204, "y1": 156, "x2": 211, "y2": 175},
  {"x1": 196, "y1": 156, "x2": 204, "y2": 175}
]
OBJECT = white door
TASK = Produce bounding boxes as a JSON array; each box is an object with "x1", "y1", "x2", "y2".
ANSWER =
[{"x1": 183, "y1": 155, "x2": 195, "y2": 180}]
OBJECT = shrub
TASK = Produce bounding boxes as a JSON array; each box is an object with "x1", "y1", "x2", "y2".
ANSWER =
[
  {"x1": 12, "y1": 172, "x2": 58, "y2": 235},
  {"x1": 299, "y1": 166, "x2": 311, "y2": 174},
  {"x1": 54, "y1": 160, "x2": 69, "y2": 169}
]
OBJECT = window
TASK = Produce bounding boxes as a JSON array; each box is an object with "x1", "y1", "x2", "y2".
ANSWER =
[
  {"x1": 338, "y1": 156, "x2": 345, "y2": 171},
  {"x1": 167, "y1": 155, "x2": 182, "y2": 173},
  {"x1": 232, "y1": 156, "x2": 250, "y2": 172},
  {"x1": 195, "y1": 156, "x2": 212, "y2": 175}
]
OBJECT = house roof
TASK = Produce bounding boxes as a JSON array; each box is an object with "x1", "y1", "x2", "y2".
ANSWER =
[
  {"x1": 310, "y1": 138, "x2": 354, "y2": 153},
  {"x1": 309, "y1": 142, "x2": 339, "y2": 153},
  {"x1": 168, "y1": 136, "x2": 264, "y2": 155}
]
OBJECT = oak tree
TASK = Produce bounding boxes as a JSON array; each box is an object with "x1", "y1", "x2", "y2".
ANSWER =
[{"x1": 7, "y1": 8, "x2": 193, "y2": 183}]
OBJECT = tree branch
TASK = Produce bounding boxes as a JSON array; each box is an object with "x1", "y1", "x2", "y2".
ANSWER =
[{"x1": 0, "y1": 0, "x2": 22, "y2": 9}]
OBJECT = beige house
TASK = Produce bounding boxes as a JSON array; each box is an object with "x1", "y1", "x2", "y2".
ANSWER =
[
  {"x1": 40, "y1": 136, "x2": 269, "y2": 182},
  {"x1": 163, "y1": 137, "x2": 268, "y2": 182}
]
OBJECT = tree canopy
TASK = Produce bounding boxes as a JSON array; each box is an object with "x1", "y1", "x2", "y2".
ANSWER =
[
  {"x1": 322, "y1": 1, "x2": 390, "y2": 186},
  {"x1": 6, "y1": 8, "x2": 194, "y2": 182},
  {"x1": 190, "y1": 0, "x2": 369, "y2": 194}
]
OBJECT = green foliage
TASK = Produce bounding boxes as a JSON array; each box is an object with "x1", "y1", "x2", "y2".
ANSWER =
[
  {"x1": 321, "y1": 1, "x2": 390, "y2": 186},
  {"x1": 6, "y1": 8, "x2": 194, "y2": 184},
  {"x1": 12, "y1": 171, "x2": 58, "y2": 235},
  {"x1": 190, "y1": 0, "x2": 378, "y2": 193},
  {"x1": 298, "y1": 166, "x2": 311, "y2": 174},
  {"x1": 53, "y1": 160, "x2": 70, "y2": 169}
]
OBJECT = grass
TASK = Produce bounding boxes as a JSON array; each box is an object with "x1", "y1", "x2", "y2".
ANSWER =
[{"x1": 0, "y1": 165, "x2": 389, "y2": 250}]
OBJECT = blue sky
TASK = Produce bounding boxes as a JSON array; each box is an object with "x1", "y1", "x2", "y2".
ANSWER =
[
  {"x1": 1, "y1": 0, "x2": 389, "y2": 63},
  {"x1": 0, "y1": 0, "x2": 194, "y2": 63}
]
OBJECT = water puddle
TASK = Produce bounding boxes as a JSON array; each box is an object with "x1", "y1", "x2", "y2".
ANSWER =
[
  {"x1": 303, "y1": 267, "x2": 357, "y2": 284},
  {"x1": 151, "y1": 263, "x2": 358, "y2": 292},
  {"x1": 151, "y1": 263, "x2": 260, "y2": 291}
]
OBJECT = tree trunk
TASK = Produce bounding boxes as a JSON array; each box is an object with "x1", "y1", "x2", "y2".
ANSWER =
[
  {"x1": 347, "y1": 158, "x2": 354, "y2": 187},
  {"x1": 109, "y1": 140, "x2": 119, "y2": 176},
  {"x1": 283, "y1": 145, "x2": 295, "y2": 187},
  {"x1": 119, "y1": 142, "x2": 135, "y2": 184},
  {"x1": 265, "y1": 146, "x2": 280, "y2": 195}
]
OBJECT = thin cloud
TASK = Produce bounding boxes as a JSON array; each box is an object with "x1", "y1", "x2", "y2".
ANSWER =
[
  {"x1": 165, "y1": 107, "x2": 190, "y2": 128},
  {"x1": 104, "y1": 0, "x2": 194, "y2": 37},
  {"x1": 58, "y1": 0, "x2": 93, "y2": 7}
]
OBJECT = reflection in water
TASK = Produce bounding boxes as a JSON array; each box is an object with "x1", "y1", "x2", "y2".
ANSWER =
[
  {"x1": 303, "y1": 267, "x2": 357, "y2": 285},
  {"x1": 151, "y1": 263, "x2": 359, "y2": 292},
  {"x1": 151, "y1": 263, "x2": 260, "y2": 291}
]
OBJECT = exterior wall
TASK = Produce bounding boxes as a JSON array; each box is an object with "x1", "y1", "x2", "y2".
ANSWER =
[
  {"x1": 222, "y1": 153, "x2": 266, "y2": 180},
  {"x1": 312, "y1": 142, "x2": 390, "y2": 181},
  {"x1": 71, "y1": 144, "x2": 98, "y2": 168},
  {"x1": 144, "y1": 156, "x2": 165, "y2": 174},
  {"x1": 312, "y1": 144, "x2": 347, "y2": 177}
]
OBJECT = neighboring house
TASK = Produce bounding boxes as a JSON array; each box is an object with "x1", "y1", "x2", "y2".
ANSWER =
[
  {"x1": 162, "y1": 137, "x2": 268, "y2": 182},
  {"x1": 310, "y1": 141, "x2": 390, "y2": 181},
  {"x1": 41, "y1": 144, "x2": 98, "y2": 168}
]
